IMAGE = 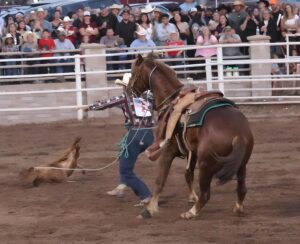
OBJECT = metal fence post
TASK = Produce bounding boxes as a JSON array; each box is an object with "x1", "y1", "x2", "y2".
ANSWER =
[
  {"x1": 205, "y1": 58, "x2": 213, "y2": 91},
  {"x1": 217, "y1": 46, "x2": 225, "y2": 94},
  {"x1": 75, "y1": 54, "x2": 83, "y2": 120}
]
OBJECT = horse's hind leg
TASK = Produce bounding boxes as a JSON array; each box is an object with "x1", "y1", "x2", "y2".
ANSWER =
[
  {"x1": 233, "y1": 164, "x2": 247, "y2": 215},
  {"x1": 181, "y1": 161, "x2": 213, "y2": 219},
  {"x1": 185, "y1": 153, "x2": 198, "y2": 203}
]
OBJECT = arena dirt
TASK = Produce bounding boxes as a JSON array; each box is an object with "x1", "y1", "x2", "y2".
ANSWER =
[{"x1": 0, "y1": 106, "x2": 299, "y2": 244}]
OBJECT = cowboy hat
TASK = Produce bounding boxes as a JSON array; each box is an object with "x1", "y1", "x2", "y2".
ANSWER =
[
  {"x1": 37, "y1": 7, "x2": 45, "y2": 12},
  {"x1": 110, "y1": 4, "x2": 123, "y2": 9},
  {"x1": 115, "y1": 73, "x2": 131, "y2": 86},
  {"x1": 23, "y1": 31, "x2": 37, "y2": 42},
  {"x1": 3, "y1": 33, "x2": 13, "y2": 41},
  {"x1": 141, "y1": 4, "x2": 155, "y2": 13},
  {"x1": 135, "y1": 25, "x2": 147, "y2": 36},
  {"x1": 83, "y1": 10, "x2": 91, "y2": 16},
  {"x1": 63, "y1": 16, "x2": 72, "y2": 22},
  {"x1": 233, "y1": 0, "x2": 245, "y2": 6}
]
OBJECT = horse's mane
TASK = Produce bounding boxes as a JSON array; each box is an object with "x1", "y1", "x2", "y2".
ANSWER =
[{"x1": 144, "y1": 54, "x2": 183, "y2": 87}]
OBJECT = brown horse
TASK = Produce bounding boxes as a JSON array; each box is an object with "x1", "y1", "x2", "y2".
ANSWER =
[{"x1": 127, "y1": 54, "x2": 254, "y2": 219}]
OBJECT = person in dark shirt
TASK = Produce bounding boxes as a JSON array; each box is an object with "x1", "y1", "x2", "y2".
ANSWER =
[
  {"x1": 116, "y1": 10, "x2": 136, "y2": 47},
  {"x1": 73, "y1": 7, "x2": 84, "y2": 47},
  {"x1": 97, "y1": 7, "x2": 118, "y2": 39},
  {"x1": 89, "y1": 73, "x2": 154, "y2": 207}
]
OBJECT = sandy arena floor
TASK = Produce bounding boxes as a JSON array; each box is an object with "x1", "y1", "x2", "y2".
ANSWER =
[{"x1": 0, "y1": 106, "x2": 299, "y2": 244}]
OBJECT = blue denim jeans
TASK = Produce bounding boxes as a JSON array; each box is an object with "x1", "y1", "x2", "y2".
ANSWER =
[{"x1": 119, "y1": 128, "x2": 154, "y2": 200}]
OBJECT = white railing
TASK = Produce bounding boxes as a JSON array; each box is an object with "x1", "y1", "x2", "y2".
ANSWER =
[{"x1": 0, "y1": 41, "x2": 299, "y2": 123}]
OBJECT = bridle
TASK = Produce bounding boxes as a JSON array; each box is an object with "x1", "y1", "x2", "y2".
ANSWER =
[{"x1": 130, "y1": 62, "x2": 183, "y2": 110}]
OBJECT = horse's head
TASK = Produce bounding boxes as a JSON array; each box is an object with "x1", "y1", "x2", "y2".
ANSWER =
[{"x1": 127, "y1": 53, "x2": 157, "y2": 96}]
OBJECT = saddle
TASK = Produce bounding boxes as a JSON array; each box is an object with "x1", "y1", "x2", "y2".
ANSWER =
[{"x1": 146, "y1": 89, "x2": 233, "y2": 161}]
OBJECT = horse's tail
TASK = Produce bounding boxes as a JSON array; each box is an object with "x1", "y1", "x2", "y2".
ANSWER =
[{"x1": 213, "y1": 136, "x2": 247, "y2": 185}]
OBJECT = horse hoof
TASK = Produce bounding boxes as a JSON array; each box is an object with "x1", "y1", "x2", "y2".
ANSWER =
[
  {"x1": 138, "y1": 209, "x2": 152, "y2": 219},
  {"x1": 233, "y1": 203, "x2": 245, "y2": 216},
  {"x1": 180, "y1": 211, "x2": 197, "y2": 220}
]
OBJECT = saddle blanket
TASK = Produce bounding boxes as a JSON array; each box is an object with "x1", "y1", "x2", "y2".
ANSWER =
[{"x1": 182, "y1": 98, "x2": 236, "y2": 128}]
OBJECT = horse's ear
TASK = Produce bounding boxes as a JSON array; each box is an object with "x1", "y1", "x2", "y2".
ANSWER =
[
  {"x1": 135, "y1": 54, "x2": 144, "y2": 66},
  {"x1": 147, "y1": 52, "x2": 156, "y2": 60}
]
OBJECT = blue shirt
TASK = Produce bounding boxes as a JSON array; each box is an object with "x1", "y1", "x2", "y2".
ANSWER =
[
  {"x1": 130, "y1": 38, "x2": 156, "y2": 49},
  {"x1": 179, "y1": 2, "x2": 196, "y2": 15}
]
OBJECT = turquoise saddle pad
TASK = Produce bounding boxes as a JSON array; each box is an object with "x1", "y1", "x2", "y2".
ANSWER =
[{"x1": 183, "y1": 98, "x2": 236, "y2": 128}]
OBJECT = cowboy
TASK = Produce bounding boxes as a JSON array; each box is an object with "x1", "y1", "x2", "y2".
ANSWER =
[
  {"x1": 88, "y1": 73, "x2": 154, "y2": 207},
  {"x1": 228, "y1": 0, "x2": 247, "y2": 37},
  {"x1": 130, "y1": 25, "x2": 156, "y2": 49}
]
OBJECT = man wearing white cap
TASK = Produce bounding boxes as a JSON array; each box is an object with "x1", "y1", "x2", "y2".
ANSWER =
[
  {"x1": 89, "y1": 73, "x2": 154, "y2": 207},
  {"x1": 130, "y1": 25, "x2": 156, "y2": 49},
  {"x1": 37, "y1": 7, "x2": 53, "y2": 33}
]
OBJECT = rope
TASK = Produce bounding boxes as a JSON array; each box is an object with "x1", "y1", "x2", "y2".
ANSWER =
[{"x1": 34, "y1": 158, "x2": 118, "y2": 172}]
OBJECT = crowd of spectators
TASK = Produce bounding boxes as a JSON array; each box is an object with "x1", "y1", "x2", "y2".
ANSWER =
[{"x1": 0, "y1": 0, "x2": 300, "y2": 77}]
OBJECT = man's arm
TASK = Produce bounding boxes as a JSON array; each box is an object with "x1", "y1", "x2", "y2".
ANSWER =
[{"x1": 89, "y1": 94, "x2": 126, "y2": 110}]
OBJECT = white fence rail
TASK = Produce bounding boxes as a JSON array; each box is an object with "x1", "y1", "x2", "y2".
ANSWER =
[{"x1": 0, "y1": 40, "x2": 299, "y2": 124}]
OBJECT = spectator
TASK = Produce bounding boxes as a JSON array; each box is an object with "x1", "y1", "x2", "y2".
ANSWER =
[
  {"x1": 169, "y1": 6, "x2": 190, "y2": 24},
  {"x1": 32, "y1": 20, "x2": 43, "y2": 39},
  {"x1": 173, "y1": 13, "x2": 190, "y2": 42},
  {"x1": 215, "y1": 14, "x2": 228, "y2": 38},
  {"x1": 29, "y1": 11, "x2": 36, "y2": 28},
  {"x1": 98, "y1": 7, "x2": 118, "y2": 39},
  {"x1": 155, "y1": 13, "x2": 178, "y2": 46},
  {"x1": 141, "y1": 4, "x2": 155, "y2": 17},
  {"x1": 228, "y1": 0, "x2": 247, "y2": 38},
  {"x1": 217, "y1": 4, "x2": 231, "y2": 16},
  {"x1": 280, "y1": 4, "x2": 299, "y2": 38},
  {"x1": 37, "y1": 8, "x2": 53, "y2": 33},
  {"x1": 180, "y1": 0, "x2": 197, "y2": 15},
  {"x1": 54, "y1": 30, "x2": 75, "y2": 74},
  {"x1": 38, "y1": 29, "x2": 56, "y2": 74},
  {"x1": 2, "y1": 33, "x2": 20, "y2": 76},
  {"x1": 17, "y1": 20, "x2": 29, "y2": 41},
  {"x1": 0, "y1": 15, "x2": 4, "y2": 38},
  {"x1": 51, "y1": 10, "x2": 63, "y2": 38},
  {"x1": 73, "y1": 7, "x2": 84, "y2": 47},
  {"x1": 204, "y1": 8, "x2": 214, "y2": 25},
  {"x1": 15, "y1": 12, "x2": 24, "y2": 23},
  {"x1": 195, "y1": 26, "x2": 218, "y2": 58},
  {"x1": 270, "y1": 3, "x2": 282, "y2": 27},
  {"x1": 188, "y1": 7, "x2": 198, "y2": 22},
  {"x1": 137, "y1": 13, "x2": 154, "y2": 40},
  {"x1": 129, "y1": 14, "x2": 136, "y2": 23},
  {"x1": 130, "y1": 26, "x2": 156, "y2": 49},
  {"x1": 61, "y1": 16, "x2": 76, "y2": 45},
  {"x1": 165, "y1": 31, "x2": 184, "y2": 70},
  {"x1": 152, "y1": 7, "x2": 162, "y2": 26},
  {"x1": 116, "y1": 10, "x2": 136, "y2": 47},
  {"x1": 79, "y1": 11, "x2": 99, "y2": 43},
  {"x1": 259, "y1": 10, "x2": 278, "y2": 51},
  {"x1": 100, "y1": 28, "x2": 125, "y2": 70},
  {"x1": 21, "y1": 31, "x2": 38, "y2": 74},
  {"x1": 109, "y1": 4, "x2": 123, "y2": 22},
  {"x1": 219, "y1": 26, "x2": 242, "y2": 56},
  {"x1": 257, "y1": 0, "x2": 269, "y2": 21},
  {"x1": 166, "y1": 31, "x2": 184, "y2": 58},
  {"x1": 208, "y1": 12, "x2": 220, "y2": 33},
  {"x1": 7, "y1": 23, "x2": 22, "y2": 46},
  {"x1": 240, "y1": 8, "x2": 259, "y2": 43},
  {"x1": 132, "y1": 7, "x2": 141, "y2": 22}
]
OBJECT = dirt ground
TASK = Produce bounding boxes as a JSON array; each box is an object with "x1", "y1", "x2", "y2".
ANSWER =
[{"x1": 0, "y1": 106, "x2": 299, "y2": 244}]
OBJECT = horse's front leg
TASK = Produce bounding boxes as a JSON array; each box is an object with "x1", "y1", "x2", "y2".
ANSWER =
[{"x1": 139, "y1": 143, "x2": 177, "y2": 219}]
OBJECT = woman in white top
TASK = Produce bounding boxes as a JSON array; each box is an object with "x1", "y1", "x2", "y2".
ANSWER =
[
  {"x1": 281, "y1": 4, "x2": 299, "y2": 37},
  {"x1": 137, "y1": 13, "x2": 153, "y2": 40},
  {"x1": 173, "y1": 13, "x2": 190, "y2": 42}
]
